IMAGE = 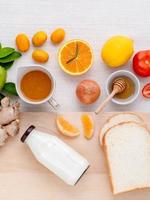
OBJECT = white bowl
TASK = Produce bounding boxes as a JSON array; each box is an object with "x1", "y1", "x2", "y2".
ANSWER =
[{"x1": 106, "y1": 70, "x2": 140, "y2": 105}]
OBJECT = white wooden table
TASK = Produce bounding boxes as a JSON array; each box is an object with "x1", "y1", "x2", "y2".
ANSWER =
[{"x1": 0, "y1": 0, "x2": 150, "y2": 112}]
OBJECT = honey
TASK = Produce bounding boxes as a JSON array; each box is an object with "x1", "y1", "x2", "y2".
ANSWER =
[
  {"x1": 111, "y1": 76, "x2": 135, "y2": 99},
  {"x1": 21, "y1": 70, "x2": 52, "y2": 101}
]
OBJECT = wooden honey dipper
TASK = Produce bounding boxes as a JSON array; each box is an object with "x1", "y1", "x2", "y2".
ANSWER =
[{"x1": 95, "y1": 78, "x2": 127, "y2": 115}]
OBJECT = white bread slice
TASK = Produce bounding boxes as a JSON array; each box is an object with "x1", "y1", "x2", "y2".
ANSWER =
[
  {"x1": 104, "y1": 122, "x2": 150, "y2": 194},
  {"x1": 100, "y1": 113, "x2": 143, "y2": 145}
]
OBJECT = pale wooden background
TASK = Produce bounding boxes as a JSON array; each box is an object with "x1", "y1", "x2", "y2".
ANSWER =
[
  {"x1": 0, "y1": 0, "x2": 150, "y2": 112},
  {"x1": 0, "y1": 112, "x2": 149, "y2": 200}
]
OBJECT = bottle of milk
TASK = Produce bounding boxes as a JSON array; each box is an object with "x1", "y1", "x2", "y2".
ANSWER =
[{"x1": 21, "y1": 126, "x2": 89, "y2": 185}]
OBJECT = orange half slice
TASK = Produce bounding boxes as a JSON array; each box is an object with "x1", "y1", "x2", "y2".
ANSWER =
[{"x1": 58, "y1": 39, "x2": 93, "y2": 75}]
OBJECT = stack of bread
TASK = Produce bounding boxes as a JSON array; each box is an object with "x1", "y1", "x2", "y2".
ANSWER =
[{"x1": 99, "y1": 113, "x2": 150, "y2": 194}]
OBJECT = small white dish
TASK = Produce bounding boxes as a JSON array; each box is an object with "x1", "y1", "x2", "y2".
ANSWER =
[{"x1": 106, "y1": 70, "x2": 140, "y2": 105}]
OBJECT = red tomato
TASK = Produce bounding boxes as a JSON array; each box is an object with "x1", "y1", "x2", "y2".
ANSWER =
[
  {"x1": 133, "y1": 50, "x2": 150, "y2": 77},
  {"x1": 142, "y1": 83, "x2": 150, "y2": 98}
]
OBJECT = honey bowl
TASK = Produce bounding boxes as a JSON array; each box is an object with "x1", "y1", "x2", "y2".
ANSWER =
[{"x1": 106, "y1": 70, "x2": 140, "y2": 105}]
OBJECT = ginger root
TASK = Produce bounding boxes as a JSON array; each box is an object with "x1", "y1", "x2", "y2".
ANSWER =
[
  {"x1": 0, "y1": 97, "x2": 20, "y2": 146},
  {"x1": 0, "y1": 126, "x2": 8, "y2": 146}
]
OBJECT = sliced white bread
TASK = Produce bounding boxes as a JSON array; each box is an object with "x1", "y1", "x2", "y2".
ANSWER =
[
  {"x1": 100, "y1": 113, "x2": 143, "y2": 145},
  {"x1": 104, "y1": 122, "x2": 150, "y2": 194}
]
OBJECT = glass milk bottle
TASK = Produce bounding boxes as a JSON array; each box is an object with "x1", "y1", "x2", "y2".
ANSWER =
[{"x1": 21, "y1": 126, "x2": 89, "y2": 185}]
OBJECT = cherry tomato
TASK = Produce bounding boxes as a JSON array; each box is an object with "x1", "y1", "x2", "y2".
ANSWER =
[
  {"x1": 142, "y1": 83, "x2": 150, "y2": 98},
  {"x1": 133, "y1": 50, "x2": 150, "y2": 77}
]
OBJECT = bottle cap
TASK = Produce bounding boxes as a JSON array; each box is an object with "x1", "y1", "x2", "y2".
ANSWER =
[{"x1": 21, "y1": 125, "x2": 35, "y2": 143}]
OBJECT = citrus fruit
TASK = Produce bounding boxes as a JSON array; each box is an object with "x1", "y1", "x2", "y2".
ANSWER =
[
  {"x1": 101, "y1": 35, "x2": 134, "y2": 68},
  {"x1": 81, "y1": 114, "x2": 94, "y2": 139},
  {"x1": 32, "y1": 49, "x2": 49, "y2": 63},
  {"x1": 58, "y1": 39, "x2": 93, "y2": 75},
  {"x1": 32, "y1": 31, "x2": 47, "y2": 47},
  {"x1": 16, "y1": 33, "x2": 30, "y2": 52},
  {"x1": 56, "y1": 116, "x2": 80, "y2": 137},
  {"x1": 0, "y1": 66, "x2": 7, "y2": 90},
  {"x1": 51, "y1": 28, "x2": 65, "y2": 44}
]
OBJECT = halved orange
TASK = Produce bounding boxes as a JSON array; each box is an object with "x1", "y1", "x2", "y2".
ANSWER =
[
  {"x1": 56, "y1": 116, "x2": 80, "y2": 137},
  {"x1": 81, "y1": 114, "x2": 94, "y2": 139},
  {"x1": 58, "y1": 39, "x2": 93, "y2": 75}
]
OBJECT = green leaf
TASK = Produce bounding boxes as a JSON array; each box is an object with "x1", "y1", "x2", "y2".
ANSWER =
[
  {"x1": 0, "y1": 66, "x2": 7, "y2": 90},
  {"x1": 0, "y1": 51, "x2": 22, "y2": 63},
  {"x1": 0, "y1": 43, "x2": 2, "y2": 49},
  {"x1": 3, "y1": 82, "x2": 18, "y2": 96},
  {"x1": 0, "y1": 61, "x2": 14, "y2": 70},
  {"x1": 0, "y1": 47, "x2": 15, "y2": 58}
]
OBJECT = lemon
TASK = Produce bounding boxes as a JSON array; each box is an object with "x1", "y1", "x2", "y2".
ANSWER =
[{"x1": 101, "y1": 35, "x2": 134, "y2": 68}]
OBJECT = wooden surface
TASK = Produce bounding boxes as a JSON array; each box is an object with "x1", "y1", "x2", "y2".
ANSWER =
[
  {"x1": 0, "y1": 112, "x2": 150, "y2": 200},
  {"x1": 0, "y1": 0, "x2": 150, "y2": 112}
]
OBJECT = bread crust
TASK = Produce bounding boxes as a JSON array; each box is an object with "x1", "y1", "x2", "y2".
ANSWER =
[
  {"x1": 99, "y1": 112, "x2": 144, "y2": 146},
  {"x1": 104, "y1": 121, "x2": 149, "y2": 141},
  {"x1": 103, "y1": 141, "x2": 115, "y2": 193},
  {"x1": 103, "y1": 121, "x2": 150, "y2": 195}
]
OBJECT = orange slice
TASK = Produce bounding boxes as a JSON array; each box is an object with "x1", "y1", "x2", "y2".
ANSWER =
[
  {"x1": 58, "y1": 39, "x2": 93, "y2": 75},
  {"x1": 81, "y1": 114, "x2": 94, "y2": 139},
  {"x1": 56, "y1": 116, "x2": 80, "y2": 137}
]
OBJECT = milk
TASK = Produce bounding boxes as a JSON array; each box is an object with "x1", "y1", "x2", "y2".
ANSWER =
[{"x1": 21, "y1": 126, "x2": 89, "y2": 185}]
